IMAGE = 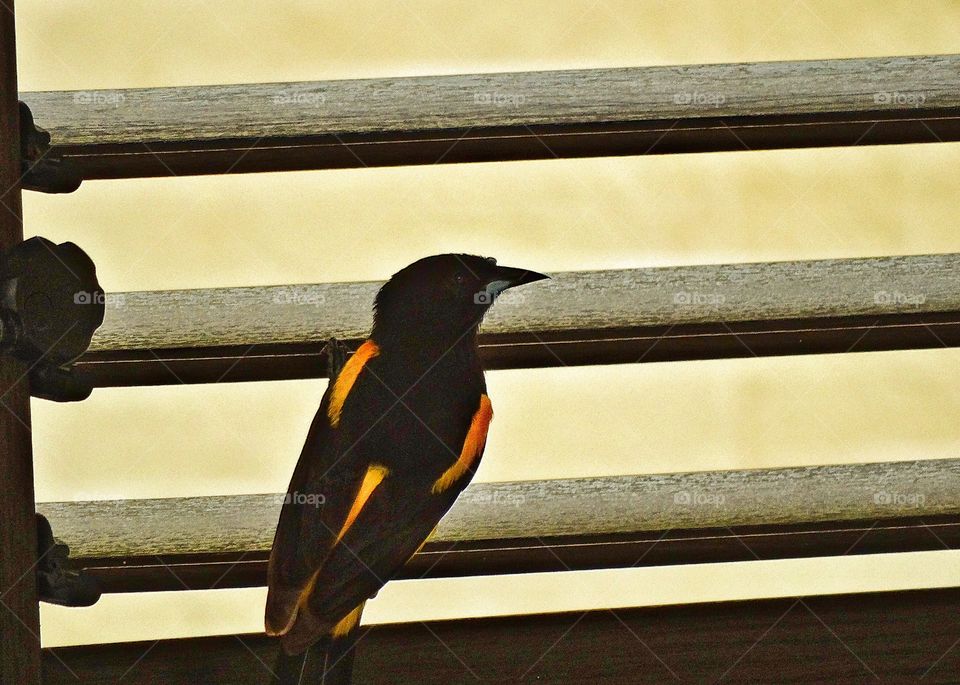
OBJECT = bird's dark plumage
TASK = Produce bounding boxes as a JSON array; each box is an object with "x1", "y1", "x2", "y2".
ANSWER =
[{"x1": 266, "y1": 254, "x2": 547, "y2": 683}]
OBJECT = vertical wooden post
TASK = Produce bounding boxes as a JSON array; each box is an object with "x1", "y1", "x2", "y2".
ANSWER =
[{"x1": 0, "y1": 1, "x2": 42, "y2": 683}]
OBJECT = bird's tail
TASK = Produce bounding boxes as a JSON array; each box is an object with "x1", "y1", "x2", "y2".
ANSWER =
[{"x1": 274, "y1": 629, "x2": 360, "y2": 685}]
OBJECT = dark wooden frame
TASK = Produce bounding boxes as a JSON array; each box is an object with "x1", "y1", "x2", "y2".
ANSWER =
[
  {"x1": 0, "y1": 3, "x2": 42, "y2": 682},
  {"x1": 42, "y1": 587, "x2": 960, "y2": 683}
]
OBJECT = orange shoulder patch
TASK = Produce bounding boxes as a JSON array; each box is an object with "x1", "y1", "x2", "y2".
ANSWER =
[
  {"x1": 432, "y1": 394, "x2": 493, "y2": 494},
  {"x1": 327, "y1": 340, "x2": 380, "y2": 428}
]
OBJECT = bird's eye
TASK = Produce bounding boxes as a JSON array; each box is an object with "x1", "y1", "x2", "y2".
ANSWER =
[{"x1": 455, "y1": 273, "x2": 466, "y2": 285}]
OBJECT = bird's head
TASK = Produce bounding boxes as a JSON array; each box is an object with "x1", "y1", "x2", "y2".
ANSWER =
[{"x1": 372, "y1": 254, "x2": 548, "y2": 352}]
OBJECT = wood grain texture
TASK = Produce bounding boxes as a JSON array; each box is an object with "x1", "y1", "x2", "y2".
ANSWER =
[
  {"x1": 61, "y1": 515, "x2": 960, "y2": 594},
  {"x1": 19, "y1": 54, "x2": 960, "y2": 179},
  {"x1": 0, "y1": 4, "x2": 42, "y2": 683},
  {"x1": 74, "y1": 253, "x2": 960, "y2": 385},
  {"x1": 41, "y1": 587, "x2": 960, "y2": 683},
  {"x1": 36, "y1": 459, "x2": 960, "y2": 592}
]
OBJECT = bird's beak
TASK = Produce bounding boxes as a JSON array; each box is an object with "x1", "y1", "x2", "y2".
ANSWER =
[{"x1": 483, "y1": 265, "x2": 550, "y2": 299}]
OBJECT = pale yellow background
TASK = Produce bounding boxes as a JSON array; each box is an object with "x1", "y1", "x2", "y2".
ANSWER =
[{"x1": 13, "y1": 0, "x2": 960, "y2": 647}]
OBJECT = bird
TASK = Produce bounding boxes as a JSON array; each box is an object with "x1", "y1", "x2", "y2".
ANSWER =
[{"x1": 265, "y1": 254, "x2": 548, "y2": 684}]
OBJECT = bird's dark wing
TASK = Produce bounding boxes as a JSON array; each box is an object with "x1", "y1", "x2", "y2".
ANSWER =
[
  {"x1": 264, "y1": 341, "x2": 385, "y2": 639},
  {"x1": 280, "y1": 394, "x2": 491, "y2": 653},
  {"x1": 266, "y1": 339, "x2": 490, "y2": 654}
]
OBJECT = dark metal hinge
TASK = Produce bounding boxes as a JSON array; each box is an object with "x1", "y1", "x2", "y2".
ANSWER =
[
  {"x1": 19, "y1": 101, "x2": 81, "y2": 194},
  {"x1": 36, "y1": 514, "x2": 101, "y2": 607},
  {"x1": 1, "y1": 236, "x2": 104, "y2": 401}
]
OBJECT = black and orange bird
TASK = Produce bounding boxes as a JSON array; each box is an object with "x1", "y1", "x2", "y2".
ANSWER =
[{"x1": 266, "y1": 254, "x2": 548, "y2": 684}]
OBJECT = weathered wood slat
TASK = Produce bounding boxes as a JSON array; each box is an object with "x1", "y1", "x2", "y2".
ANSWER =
[
  {"x1": 20, "y1": 54, "x2": 960, "y2": 179},
  {"x1": 65, "y1": 516, "x2": 960, "y2": 594},
  {"x1": 38, "y1": 459, "x2": 960, "y2": 593},
  {"x1": 75, "y1": 253, "x2": 960, "y2": 386},
  {"x1": 42, "y1": 587, "x2": 960, "y2": 683}
]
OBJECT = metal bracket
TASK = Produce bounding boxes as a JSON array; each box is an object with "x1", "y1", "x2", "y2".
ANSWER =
[
  {"x1": 0, "y1": 236, "x2": 104, "y2": 401},
  {"x1": 19, "y1": 101, "x2": 81, "y2": 194},
  {"x1": 36, "y1": 514, "x2": 101, "y2": 607},
  {"x1": 325, "y1": 337, "x2": 349, "y2": 380}
]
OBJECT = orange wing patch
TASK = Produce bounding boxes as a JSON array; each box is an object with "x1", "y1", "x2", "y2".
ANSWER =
[
  {"x1": 335, "y1": 464, "x2": 389, "y2": 543},
  {"x1": 330, "y1": 602, "x2": 366, "y2": 639},
  {"x1": 328, "y1": 340, "x2": 380, "y2": 428},
  {"x1": 432, "y1": 394, "x2": 493, "y2": 494}
]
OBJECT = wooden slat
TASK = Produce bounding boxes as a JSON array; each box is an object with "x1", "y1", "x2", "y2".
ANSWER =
[
  {"x1": 65, "y1": 516, "x2": 960, "y2": 595},
  {"x1": 0, "y1": 3, "x2": 42, "y2": 683},
  {"x1": 42, "y1": 587, "x2": 960, "y2": 683},
  {"x1": 38, "y1": 459, "x2": 960, "y2": 593},
  {"x1": 20, "y1": 54, "x2": 960, "y2": 179},
  {"x1": 75, "y1": 253, "x2": 960, "y2": 386}
]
